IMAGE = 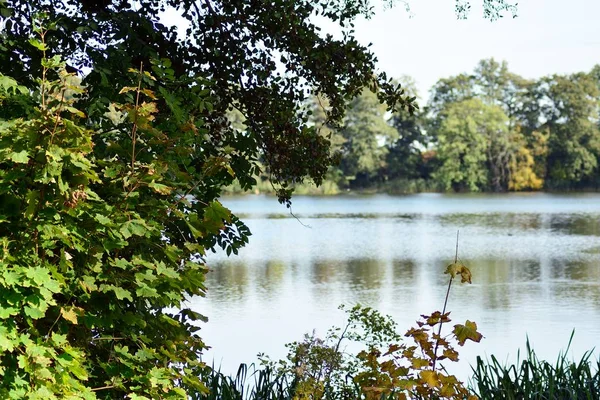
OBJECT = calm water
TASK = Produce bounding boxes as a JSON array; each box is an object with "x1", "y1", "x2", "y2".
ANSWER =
[{"x1": 193, "y1": 193, "x2": 600, "y2": 379}]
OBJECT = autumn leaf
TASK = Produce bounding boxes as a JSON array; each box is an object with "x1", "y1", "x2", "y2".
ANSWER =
[
  {"x1": 444, "y1": 262, "x2": 472, "y2": 284},
  {"x1": 442, "y1": 348, "x2": 459, "y2": 361},
  {"x1": 419, "y1": 370, "x2": 440, "y2": 388},
  {"x1": 453, "y1": 320, "x2": 483, "y2": 346},
  {"x1": 61, "y1": 307, "x2": 78, "y2": 324},
  {"x1": 459, "y1": 265, "x2": 472, "y2": 284}
]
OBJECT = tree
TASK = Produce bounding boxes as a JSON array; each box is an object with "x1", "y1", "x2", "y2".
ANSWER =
[
  {"x1": 540, "y1": 73, "x2": 600, "y2": 187},
  {"x1": 0, "y1": 0, "x2": 519, "y2": 397},
  {"x1": 385, "y1": 77, "x2": 428, "y2": 181},
  {"x1": 434, "y1": 99, "x2": 510, "y2": 191},
  {"x1": 338, "y1": 88, "x2": 398, "y2": 187}
]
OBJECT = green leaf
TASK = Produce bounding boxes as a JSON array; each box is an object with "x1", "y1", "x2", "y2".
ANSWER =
[
  {"x1": 28, "y1": 38, "x2": 47, "y2": 51},
  {"x1": 94, "y1": 213, "x2": 111, "y2": 225},
  {"x1": 10, "y1": 150, "x2": 29, "y2": 164},
  {"x1": 136, "y1": 284, "x2": 159, "y2": 298},
  {"x1": 24, "y1": 305, "x2": 45, "y2": 319},
  {"x1": 121, "y1": 220, "x2": 148, "y2": 238},
  {"x1": 112, "y1": 287, "x2": 133, "y2": 301},
  {"x1": 65, "y1": 106, "x2": 86, "y2": 118},
  {"x1": 0, "y1": 307, "x2": 18, "y2": 319},
  {"x1": 100, "y1": 285, "x2": 133, "y2": 301},
  {"x1": 25, "y1": 267, "x2": 51, "y2": 286},
  {"x1": 0, "y1": 333, "x2": 14, "y2": 352}
]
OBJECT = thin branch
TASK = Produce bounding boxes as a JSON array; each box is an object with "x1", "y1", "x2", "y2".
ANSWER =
[
  {"x1": 91, "y1": 385, "x2": 116, "y2": 392},
  {"x1": 454, "y1": 230, "x2": 459, "y2": 264},
  {"x1": 131, "y1": 62, "x2": 144, "y2": 171},
  {"x1": 432, "y1": 230, "x2": 459, "y2": 372}
]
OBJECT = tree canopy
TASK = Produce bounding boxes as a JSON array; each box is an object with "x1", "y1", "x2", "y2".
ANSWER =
[{"x1": 0, "y1": 0, "x2": 522, "y2": 398}]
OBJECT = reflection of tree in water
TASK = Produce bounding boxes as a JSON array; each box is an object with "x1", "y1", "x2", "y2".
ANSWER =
[
  {"x1": 469, "y1": 259, "x2": 540, "y2": 286},
  {"x1": 311, "y1": 260, "x2": 343, "y2": 284},
  {"x1": 257, "y1": 260, "x2": 286, "y2": 294},
  {"x1": 465, "y1": 259, "x2": 542, "y2": 309},
  {"x1": 552, "y1": 259, "x2": 600, "y2": 282},
  {"x1": 345, "y1": 259, "x2": 384, "y2": 289},
  {"x1": 391, "y1": 259, "x2": 417, "y2": 286},
  {"x1": 310, "y1": 259, "x2": 385, "y2": 289},
  {"x1": 206, "y1": 261, "x2": 249, "y2": 302}
]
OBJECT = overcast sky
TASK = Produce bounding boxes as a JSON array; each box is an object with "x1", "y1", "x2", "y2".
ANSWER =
[{"x1": 340, "y1": 0, "x2": 600, "y2": 102}]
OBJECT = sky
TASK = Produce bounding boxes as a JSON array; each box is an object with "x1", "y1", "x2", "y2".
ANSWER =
[{"x1": 340, "y1": 0, "x2": 600, "y2": 102}]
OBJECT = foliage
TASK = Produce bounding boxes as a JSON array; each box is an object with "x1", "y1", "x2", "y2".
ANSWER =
[
  {"x1": 0, "y1": 26, "x2": 262, "y2": 397},
  {"x1": 540, "y1": 73, "x2": 600, "y2": 187},
  {"x1": 471, "y1": 334, "x2": 600, "y2": 399},
  {"x1": 256, "y1": 255, "x2": 482, "y2": 400},
  {"x1": 296, "y1": 58, "x2": 600, "y2": 195},
  {"x1": 433, "y1": 99, "x2": 502, "y2": 191},
  {"x1": 0, "y1": 0, "x2": 422, "y2": 207},
  {"x1": 337, "y1": 89, "x2": 399, "y2": 187}
]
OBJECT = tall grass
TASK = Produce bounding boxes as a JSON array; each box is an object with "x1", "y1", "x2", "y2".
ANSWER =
[
  {"x1": 471, "y1": 334, "x2": 600, "y2": 399},
  {"x1": 199, "y1": 364, "x2": 293, "y2": 400}
]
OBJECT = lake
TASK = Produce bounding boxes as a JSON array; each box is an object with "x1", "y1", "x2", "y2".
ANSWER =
[{"x1": 192, "y1": 193, "x2": 600, "y2": 380}]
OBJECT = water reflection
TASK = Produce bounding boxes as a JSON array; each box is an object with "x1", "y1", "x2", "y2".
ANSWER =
[
  {"x1": 198, "y1": 194, "x2": 600, "y2": 379},
  {"x1": 207, "y1": 261, "x2": 249, "y2": 302},
  {"x1": 391, "y1": 259, "x2": 417, "y2": 286},
  {"x1": 206, "y1": 257, "x2": 600, "y2": 309}
]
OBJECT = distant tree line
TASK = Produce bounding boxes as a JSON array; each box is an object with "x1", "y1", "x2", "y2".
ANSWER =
[{"x1": 307, "y1": 59, "x2": 600, "y2": 193}]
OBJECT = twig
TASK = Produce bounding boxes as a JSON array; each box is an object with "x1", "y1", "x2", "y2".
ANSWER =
[
  {"x1": 289, "y1": 205, "x2": 311, "y2": 228},
  {"x1": 432, "y1": 230, "x2": 459, "y2": 372},
  {"x1": 91, "y1": 385, "x2": 116, "y2": 392},
  {"x1": 454, "y1": 230, "x2": 459, "y2": 263}
]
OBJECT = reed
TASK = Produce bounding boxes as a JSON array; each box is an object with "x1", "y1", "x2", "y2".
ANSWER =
[
  {"x1": 470, "y1": 333, "x2": 600, "y2": 399},
  {"x1": 199, "y1": 363, "x2": 293, "y2": 400}
]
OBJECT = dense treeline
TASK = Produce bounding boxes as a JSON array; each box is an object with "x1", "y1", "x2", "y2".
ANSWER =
[{"x1": 305, "y1": 59, "x2": 600, "y2": 193}]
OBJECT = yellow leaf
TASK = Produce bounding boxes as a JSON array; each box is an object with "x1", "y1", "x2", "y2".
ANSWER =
[
  {"x1": 460, "y1": 265, "x2": 472, "y2": 284},
  {"x1": 411, "y1": 358, "x2": 429, "y2": 369},
  {"x1": 142, "y1": 88, "x2": 157, "y2": 100},
  {"x1": 439, "y1": 383, "x2": 456, "y2": 397},
  {"x1": 444, "y1": 262, "x2": 473, "y2": 284},
  {"x1": 143, "y1": 70, "x2": 157, "y2": 81},
  {"x1": 444, "y1": 263, "x2": 461, "y2": 278},
  {"x1": 453, "y1": 320, "x2": 483, "y2": 346},
  {"x1": 119, "y1": 86, "x2": 137, "y2": 94},
  {"x1": 442, "y1": 348, "x2": 459, "y2": 361},
  {"x1": 419, "y1": 370, "x2": 440, "y2": 388},
  {"x1": 60, "y1": 307, "x2": 78, "y2": 324}
]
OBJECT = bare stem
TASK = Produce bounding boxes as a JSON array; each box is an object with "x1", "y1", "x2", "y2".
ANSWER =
[
  {"x1": 454, "y1": 230, "x2": 460, "y2": 263},
  {"x1": 432, "y1": 230, "x2": 460, "y2": 372}
]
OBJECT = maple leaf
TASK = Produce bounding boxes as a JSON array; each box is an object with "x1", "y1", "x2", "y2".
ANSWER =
[
  {"x1": 444, "y1": 262, "x2": 472, "y2": 284},
  {"x1": 419, "y1": 370, "x2": 440, "y2": 388},
  {"x1": 453, "y1": 320, "x2": 483, "y2": 346}
]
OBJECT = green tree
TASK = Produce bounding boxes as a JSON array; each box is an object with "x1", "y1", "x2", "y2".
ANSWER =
[
  {"x1": 338, "y1": 88, "x2": 398, "y2": 187},
  {"x1": 385, "y1": 77, "x2": 429, "y2": 182},
  {"x1": 540, "y1": 73, "x2": 600, "y2": 186},
  {"x1": 434, "y1": 99, "x2": 510, "y2": 191},
  {"x1": 428, "y1": 59, "x2": 546, "y2": 192}
]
